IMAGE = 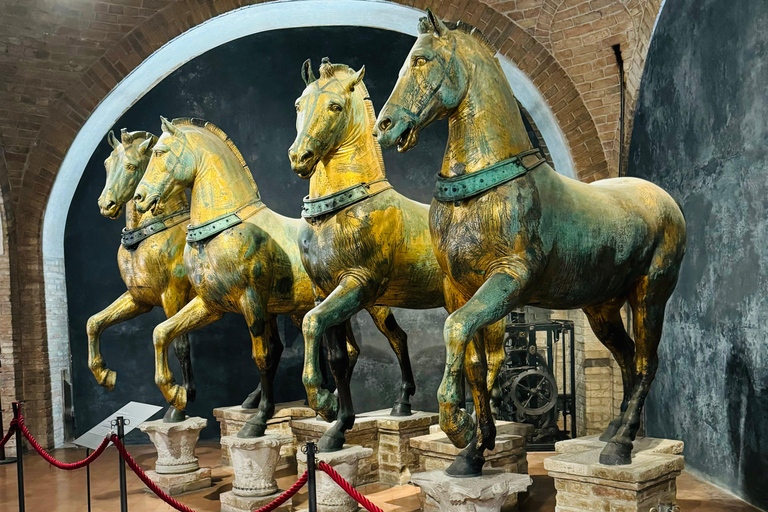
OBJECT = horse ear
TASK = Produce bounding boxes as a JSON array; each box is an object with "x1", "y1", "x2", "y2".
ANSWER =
[
  {"x1": 160, "y1": 116, "x2": 180, "y2": 136},
  {"x1": 120, "y1": 128, "x2": 133, "y2": 146},
  {"x1": 138, "y1": 134, "x2": 157, "y2": 155},
  {"x1": 302, "y1": 59, "x2": 316, "y2": 86},
  {"x1": 348, "y1": 66, "x2": 365, "y2": 92},
  {"x1": 107, "y1": 130, "x2": 119, "y2": 149},
  {"x1": 426, "y1": 8, "x2": 448, "y2": 37}
]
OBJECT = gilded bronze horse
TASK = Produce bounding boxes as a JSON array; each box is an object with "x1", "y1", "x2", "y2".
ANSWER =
[
  {"x1": 134, "y1": 117, "x2": 406, "y2": 437},
  {"x1": 288, "y1": 58, "x2": 446, "y2": 450},
  {"x1": 89, "y1": 129, "x2": 195, "y2": 422},
  {"x1": 375, "y1": 11, "x2": 686, "y2": 471}
]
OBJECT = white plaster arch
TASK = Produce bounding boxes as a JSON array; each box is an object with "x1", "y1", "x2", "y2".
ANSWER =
[{"x1": 43, "y1": 0, "x2": 575, "y2": 259}]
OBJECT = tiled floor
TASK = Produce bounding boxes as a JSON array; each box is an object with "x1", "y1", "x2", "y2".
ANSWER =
[{"x1": 0, "y1": 443, "x2": 762, "y2": 511}]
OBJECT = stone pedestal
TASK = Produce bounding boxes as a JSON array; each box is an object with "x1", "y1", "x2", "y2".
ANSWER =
[
  {"x1": 297, "y1": 444, "x2": 373, "y2": 512},
  {"x1": 219, "y1": 433, "x2": 293, "y2": 512},
  {"x1": 545, "y1": 437, "x2": 685, "y2": 512},
  {"x1": 411, "y1": 469, "x2": 532, "y2": 512},
  {"x1": 411, "y1": 431, "x2": 528, "y2": 474},
  {"x1": 139, "y1": 416, "x2": 211, "y2": 495},
  {"x1": 214, "y1": 401, "x2": 314, "y2": 467},
  {"x1": 290, "y1": 413, "x2": 375, "y2": 484}
]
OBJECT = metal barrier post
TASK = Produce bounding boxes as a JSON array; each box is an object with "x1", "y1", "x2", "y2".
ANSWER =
[
  {"x1": 113, "y1": 416, "x2": 129, "y2": 512},
  {"x1": 12, "y1": 402, "x2": 24, "y2": 512},
  {"x1": 306, "y1": 441, "x2": 318, "y2": 512}
]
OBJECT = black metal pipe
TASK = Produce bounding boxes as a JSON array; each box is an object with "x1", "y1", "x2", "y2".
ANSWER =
[
  {"x1": 116, "y1": 416, "x2": 128, "y2": 512},
  {"x1": 12, "y1": 402, "x2": 24, "y2": 512},
  {"x1": 569, "y1": 325, "x2": 577, "y2": 437},
  {"x1": 613, "y1": 44, "x2": 626, "y2": 177},
  {"x1": 86, "y1": 448, "x2": 92, "y2": 512},
  {"x1": 306, "y1": 441, "x2": 318, "y2": 512}
]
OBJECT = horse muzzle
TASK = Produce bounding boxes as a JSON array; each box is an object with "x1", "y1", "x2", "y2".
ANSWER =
[
  {"x1": 374, "y1": 106, "x2": 420, "y2": 152},
  {"x1": 288, "y1": 146, "x2": 318, "y2": 179},
  {"x1": 98, "y1": 197, "x2": 122, "y2": 219},
  {"x1": 133, "y1": 189, "x2": 162, "y2": 215}
]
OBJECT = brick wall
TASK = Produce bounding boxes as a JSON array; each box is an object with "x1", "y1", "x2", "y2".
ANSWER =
[{"x1": 0, "y1": 0, "x2": 665, "y2": 447}]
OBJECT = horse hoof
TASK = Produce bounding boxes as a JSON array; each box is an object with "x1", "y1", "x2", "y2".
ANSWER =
[
  {"x1": 445, "y1": 447, "x2": 485, "y2": 478},
  {"x1": 237, "y1": 420, "x2": 266, "y2": 438},
  {"x1": 163, "y1": 406, "x2": 186, "y2": 423},
  {"x1": 103, "y1": 370, "x2": 117, "y2": 391},
  {"x1": 599, "y1": 441, "x2": 632, "y2": 465},
  {"x1": 390, "y1": 401, "x2": 412, "y2": 417},
  {"x1": 318, "y1": 429, "x2": 346, "y2": 452}
]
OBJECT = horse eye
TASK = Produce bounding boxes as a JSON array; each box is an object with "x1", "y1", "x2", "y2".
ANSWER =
[
  {"x1": 329, "y1": 103, "x2": 343, "y2": 113},
  {"x1": 154, "y1": 150, "x2": 164, "y2": 157},
  {"x1": 413, "y1": 56, "x2": 428, "y2": 67},
  {"x1": 125, "y1": 163, "x2": 136, "y2": 171}
]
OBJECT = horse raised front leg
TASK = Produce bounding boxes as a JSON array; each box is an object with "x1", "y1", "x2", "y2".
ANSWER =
[
  {"x1": 87, "y1": 291, "x2": 151, "y2": 391},
  {"x1": 239, "y1": 312, "x2": 283, "y2": 438},
  {"x1": 153, "y1": 296, "x2": 222, "y2": 418},
  {"x1": 481, "y1": 319, "x2": 507, "y2": 419},
  {"x1": 440, "y1": 270, "x2": 530, "y2": 477},
  {"x1": 367, "y1": 306, "x2": 416, "y2": 416},
  {"x1": 302, "y1": 276, "x2": 369, "y2": 426}
]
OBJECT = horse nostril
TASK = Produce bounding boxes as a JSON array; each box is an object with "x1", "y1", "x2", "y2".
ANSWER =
[
  {"x1": 378, "y1": 118, "x2": 392, "y2": 132},
  {"x1": 134, "y1": 193, "x2": 143, "y2": 203},
  {"x1": 299, "y1": 150, "x2": 314, "y2": 164}
]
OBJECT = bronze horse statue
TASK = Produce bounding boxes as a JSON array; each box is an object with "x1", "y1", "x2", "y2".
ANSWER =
[
  {"x1": 134, "y1": 117, "x2": 409, "y2": 437},
  {"x1": 288, "y1": 58, "x2": 447, "y2": 451},
  {"x1": 88, "y1": 128, "x2": 195, "y2": 421},
  {"x1": 374, "y1": 11, "x2": 686, "y2": 472}
]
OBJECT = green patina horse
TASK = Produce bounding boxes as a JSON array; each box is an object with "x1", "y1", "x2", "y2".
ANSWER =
[
  {"x1": 288, "y1": 58, "x2": 448, "y2": 451},
  {"x1": 133, "y1": 117, "x2": 407, "y2": 437},
  {"x1": 89, "y1": 128, "x2": 194, "y2": 422},
  {"x1": 375, "y1": 11, "x2": 686, "y2": 472}
]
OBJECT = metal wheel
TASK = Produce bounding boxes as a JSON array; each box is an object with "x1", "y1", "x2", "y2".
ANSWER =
[{"x1": 511, "y1": 369, "x2": 558, "y2": 416}]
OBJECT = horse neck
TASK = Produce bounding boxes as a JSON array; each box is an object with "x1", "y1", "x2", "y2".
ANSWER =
[
  {"x1": 309, "y1": 103, "x2": 385, "y2": 198},
  {"x1": 126, "y1": 178, "x2": 188, "y2": 230},
  {"x1": 189, "y1": 145, "x2": 261, "y2": 225},
  {"x1": 442, "y1": 49, "x2": 532, "y2": 177}
]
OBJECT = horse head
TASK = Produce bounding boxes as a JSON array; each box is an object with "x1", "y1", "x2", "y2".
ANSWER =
[
  {"x1": 99, "y1": 129, "x2": 157, "y2": 219},
  {"x1": 134, "y1": 116, "x2": 196, "y2": 215},
  {"x1": 374, "y1": 9, "x2": 473, "y2": 152},
  {"x1": 289, "y1": 58, "x2": 366, "y2": 178}
]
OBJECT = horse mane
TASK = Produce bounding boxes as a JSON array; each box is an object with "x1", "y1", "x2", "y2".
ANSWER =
[
  {"x1": 417, "y1": 17, "x2": 498, "y2": 55},
  {"x1": 171, "y1": 117, "x2": 260, "y2": 193},
  {"x1": 317, "y1": 59, "x2": 386, "y2": 172}
]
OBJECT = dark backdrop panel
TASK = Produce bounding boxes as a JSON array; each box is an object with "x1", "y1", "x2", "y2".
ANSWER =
[
  {"x1": 627, "y1": 1, "x2": 768, "y2": 508},
  {"x1": 66, "y1": 26, "x2": 449, "y2": 442}
]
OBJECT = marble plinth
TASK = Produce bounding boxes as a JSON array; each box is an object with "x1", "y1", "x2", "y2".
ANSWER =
[
  {"x1": 297, "y1": 444, "x2": 373, "y2": 512},
  {"x1": 545, "y1": 437, "x2": 685, "y2": 512},
  {"x1": 220, "y1": 489, "x2": 292, "y2": 512},
  {"x1": 411, "y1": 469, "x2": 532, "y2": 512},
  {"x1": 221, "y1": 434, "x2": 292, "y2": 497},
  {"x1": 428, "y1": 420, "x2": 534, "y2": 439},
  {"x1": 214, "y1": 401, "x2": 314, "y2": 467},
  {"x1": 138, "y1": 416, "x2": 210, "y2": 495}
]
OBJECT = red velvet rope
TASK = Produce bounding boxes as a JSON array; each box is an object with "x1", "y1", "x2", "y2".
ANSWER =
[
  {"x1": 19, "y1": 418, "x2": 110, "y2": 469},
  {"x1": 0, "y1": 419, "x2": 17, "y2": 449},
  {"x1": 317, "y1": 462, "x2": 384, "y2": 512},
  {"x1": 110, "y1": 435, "x2": 308, "y2": 512}
]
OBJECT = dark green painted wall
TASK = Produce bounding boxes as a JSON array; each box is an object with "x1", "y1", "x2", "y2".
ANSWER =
[{"x1": 628, "y1": 1, "x2": 768, "y2": 508}]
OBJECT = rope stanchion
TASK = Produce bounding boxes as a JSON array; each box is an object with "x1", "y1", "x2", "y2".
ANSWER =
[
  {"x1": 110, "y1": 434, "x2": 308, "y2": 512},
  {"x1": 317, "y1": 462, "x2": 384, "y2": 512},
  {"x1": 0, "y1": 419, "x2": 17, "y2": 450},
  {"x1": 18, "y1": 419, "x2": 110, "y2": 470}
]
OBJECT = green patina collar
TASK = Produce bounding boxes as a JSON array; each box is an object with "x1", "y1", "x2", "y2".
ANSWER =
[
  {"x1": 302, "y1": 179, "x2": 392, "y2": 219},
  {"x1": 186, "y1": 198, "x2": 264, "y2": 243},
  {"x1": 121, "y1": 208, "x2": 190, "y2": 249},
  {"x1": 433, "y1": 149, "x2": 546, "y2": 203}
]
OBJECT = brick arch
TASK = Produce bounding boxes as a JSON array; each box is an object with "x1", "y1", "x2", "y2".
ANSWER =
[{"x1": 13, "y1": 0, "x2": 607, "y2": 447}]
